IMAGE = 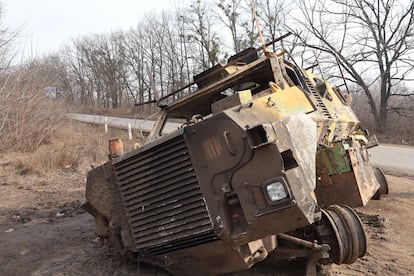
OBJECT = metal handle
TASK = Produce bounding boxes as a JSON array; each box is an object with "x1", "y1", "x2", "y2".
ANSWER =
[{"x1": 223, "y1": 131, "x2": 236, "y2": 155}]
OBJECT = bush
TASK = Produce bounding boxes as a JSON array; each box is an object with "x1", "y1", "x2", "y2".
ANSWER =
[{"x1": 0, "y1": 62, "x2": 67, "y2": 152}]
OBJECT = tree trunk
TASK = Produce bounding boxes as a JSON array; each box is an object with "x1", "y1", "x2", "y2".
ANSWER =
[{"x1": 377, "y1": 100, "x2": 388, "y2": 134}]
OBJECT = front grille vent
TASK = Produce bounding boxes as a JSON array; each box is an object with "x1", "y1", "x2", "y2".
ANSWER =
[{"x1": 113, "y1": 134, "x2": 217, "y2": 255}]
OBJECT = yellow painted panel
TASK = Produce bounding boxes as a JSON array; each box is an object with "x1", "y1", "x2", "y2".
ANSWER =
[{"x1": 267, "y1": 86, "x2": 315, "y2": 115}]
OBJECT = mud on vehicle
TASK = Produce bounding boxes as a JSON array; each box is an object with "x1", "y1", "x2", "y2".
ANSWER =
[{"x1": 82, "y1": 34, "x2": 387, "y2": 275}]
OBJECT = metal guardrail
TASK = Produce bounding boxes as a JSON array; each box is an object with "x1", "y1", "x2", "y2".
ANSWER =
[
  {"x1": 68, "y1": 113, "x2": 414, "y2": 176},
  {"x1": 67, "y1": 113, "x2": 180, "y2": 134}
]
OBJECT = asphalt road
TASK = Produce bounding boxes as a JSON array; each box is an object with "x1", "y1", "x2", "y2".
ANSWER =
[
  {"x1": 368, "y1": 144, "x2": 414, "y2": 176},
  {"x1": 68, "y1": 113, "x2": 414, "y2": 176}
]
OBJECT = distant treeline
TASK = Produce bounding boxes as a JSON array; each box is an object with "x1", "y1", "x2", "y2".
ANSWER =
[
  {"x1": 35, "y1": 0, "x2": 294, "y2": 108},
  {"x1": 2, "y1": 0, "x2": 414, "y2": 133}
]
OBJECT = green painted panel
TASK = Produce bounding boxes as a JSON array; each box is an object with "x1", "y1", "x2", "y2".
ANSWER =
[{"x1": 316, "y1": 146, "x2": 351, "y2": 176}]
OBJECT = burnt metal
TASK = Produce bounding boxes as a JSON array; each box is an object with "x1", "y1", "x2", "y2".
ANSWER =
[
  {"x1": 134, "y1": 99, "x2": 157, "y2": 107},
  {"x1": 278, "y1": 233, "x2": 329, "y2": 251},
  {"x1": 83, "y1": 40, "x2": 376, "y2": 275},
  {"x1": 341, "y1": 205, "x2": 367, "y2": 259},
  {"x1": 228, "y1": 47, "x2": 258, "y2": 64},
  {"x1": 256, "y1": 32, "x2": 292, "y2": 52},
  {"x1": 163, "y1": 57, "x2": 274, "y2": 118},
  {"x1": 314, "y1": 205, "x2": 366, "y2": 265},
  {"x1": 316, "y1": 145, "x2": 380, "y2": 207},
  {"x1": 268, "y1": 205, "x2": 365, "y2": 275},
  {"x1": 112, "y1": 133, "x2": 217, "y2": 254},
  {"x1": 159, "y1": 32, "x2": 292, "y2": 103},
  {"x1": 277, "y1": 233, "x2": 330, "y2": 276},
  {"x1": 372, "y1": 167, "x2": 389, "y2": 200}
]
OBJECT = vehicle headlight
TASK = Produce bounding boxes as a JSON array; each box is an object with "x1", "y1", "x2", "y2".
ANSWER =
[{"x1": 266, "y1": 182, "x2": 288, "y2": 202}]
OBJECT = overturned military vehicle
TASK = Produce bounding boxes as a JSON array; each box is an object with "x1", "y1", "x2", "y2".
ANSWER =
[{"x1": 83, "y1": 35, "x2": 387, "y2": 275}]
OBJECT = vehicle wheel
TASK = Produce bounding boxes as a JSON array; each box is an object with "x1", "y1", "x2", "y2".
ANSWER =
[
  {"x1": 372, "y1": 167, "x2": 389, "y2": 200},
  {"x1": 315, "y1": 205, "x2": 367, "y2": 265}
]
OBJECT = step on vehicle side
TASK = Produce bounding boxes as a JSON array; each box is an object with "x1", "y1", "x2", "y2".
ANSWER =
[{"x1": 83, "y1": 34, "x2": 385, "y2": 275}]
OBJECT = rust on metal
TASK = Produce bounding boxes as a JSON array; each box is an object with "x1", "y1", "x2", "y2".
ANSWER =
[
  {"x1": 82, "y1": 33, "x2": 381, "y2": 274},
  {"x1": 109, "y1": 138, "x2": 124, "y2": 159}
]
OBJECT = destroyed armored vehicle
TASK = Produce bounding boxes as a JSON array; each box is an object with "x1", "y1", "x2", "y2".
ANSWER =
[{"x1": 83, "y1": 35, "x2": 387, "y2": 275}]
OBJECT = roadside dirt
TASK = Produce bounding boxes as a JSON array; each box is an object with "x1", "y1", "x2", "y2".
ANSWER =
[
  {"x1": 321, "y1": 174, "x2": 414, "y2": 275},
  {"x1": 0, "y1": 151, "x2": 413, "y2": 276}
]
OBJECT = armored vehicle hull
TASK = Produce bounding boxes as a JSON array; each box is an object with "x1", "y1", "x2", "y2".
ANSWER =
[{"x1": 83, "y1": 37, "x2": 384, "y2": 274}]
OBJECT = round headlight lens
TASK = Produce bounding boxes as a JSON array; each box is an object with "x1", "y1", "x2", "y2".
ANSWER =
[{"x1": 266, "y1": 182, "x2": 288, "y2": 202}]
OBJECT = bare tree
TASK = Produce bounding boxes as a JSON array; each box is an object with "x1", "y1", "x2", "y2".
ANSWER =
[
  {"x1": 292, "y1": 0, "x2": 414, "y2": 133},
  {"x1": 0, "y1": 3, "x2": 20, "y2": 71},
  {"x1": 239, "y1": 0, "x2": 260, "y2": 49},
  {"x1": 256, "y1": 0, "x2": 293, "y2": 51},
  {"x1": 186, "y1": 0, "x2": 221, "y2": 69},
  {"x1": 120, "y1": 27, "x2": 149, "y2": 105},
  {"x1": 216, "y1": 0, "x2": 244, "y2": 52},
  {"x1": 63, "y1": 42, "x2": 90, "y2": 106}
]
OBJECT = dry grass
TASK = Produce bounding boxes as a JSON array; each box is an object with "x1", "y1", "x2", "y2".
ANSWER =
[
  {"x1": 0, "y1": 59, "x2": 149, "y2": 175},
  {"x1": 11, "y1": 121, "x2": 139, "y2": 176},
  {"x1": 0, "y1": 121, "x2": 138, "y2": 222},
  {"x1": 14, "y1": 123, "x2": 104, "y2": 175},
  {"x1": 0, "y1": 64, "x2": 67, "y2": 152}
]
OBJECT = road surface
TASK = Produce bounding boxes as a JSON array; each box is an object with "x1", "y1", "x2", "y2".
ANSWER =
[
  {"x1": 368, "y1": 144, "x2": 414, "y2": 176},
  {"x1": 68, "y1": 113, "x2": 414, "y2": 176}
]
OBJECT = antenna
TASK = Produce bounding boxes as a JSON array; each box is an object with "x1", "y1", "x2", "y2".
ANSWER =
[{"x1": 249, "y1": 0, "x2": 270, "y2": 53}]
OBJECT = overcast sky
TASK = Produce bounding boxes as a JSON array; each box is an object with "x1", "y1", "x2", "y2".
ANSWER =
[{"x1": 2, "y1": 0, "x2": 173, "y2": 59}]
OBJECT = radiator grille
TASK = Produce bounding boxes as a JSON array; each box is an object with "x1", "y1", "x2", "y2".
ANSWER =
[
  {"x1": 113, "y1": 134, "x2": 217, "y2": 255},
  {"x1": 304, "y1": 77, "x2": 332, "y2": 120}
]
